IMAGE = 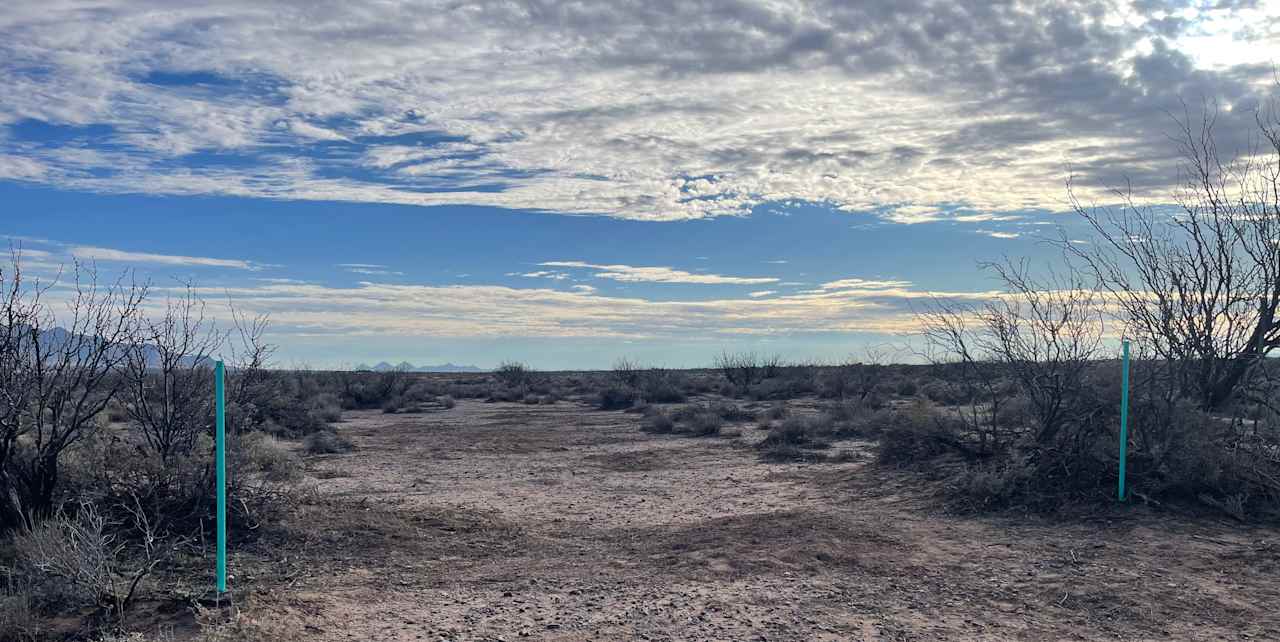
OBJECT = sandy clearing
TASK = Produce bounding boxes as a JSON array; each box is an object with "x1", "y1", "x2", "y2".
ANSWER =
[{"x1": 235, "y1": 400, "x2": 1280, "y2": 641}]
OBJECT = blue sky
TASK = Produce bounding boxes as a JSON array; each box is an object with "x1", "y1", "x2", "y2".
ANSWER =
[
  {"x1": 3, "y1": 1, "x2": 1278, "y2": 369},
  {"x1": 4, "y1": 181, "x2": 1068, "y2": 368}
]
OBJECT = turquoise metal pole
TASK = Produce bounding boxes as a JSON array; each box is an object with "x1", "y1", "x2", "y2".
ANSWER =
[
  {"x1": 1118, "y1": 340, "x2": 1130, "y2": 502},
  {"x1": 215, "y1": 360, "x2": 227, "y2": 594}
]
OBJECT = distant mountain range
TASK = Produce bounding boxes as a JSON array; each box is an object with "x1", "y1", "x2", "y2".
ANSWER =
[
  {"x1": 26, "y1": 326, "x2": 484, "y2": 373},
  {"x1": 354, "y1": 361, "x2": 483, "y2": 373},
  {"x1": 27, "y1": 325, "x2": 203, "y2": 368}
]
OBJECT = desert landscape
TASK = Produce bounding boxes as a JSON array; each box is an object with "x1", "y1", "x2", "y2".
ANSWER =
[
  {"x1": 8, "y1": 2, "x2": 1280, "y2": 640},
  {"x1": 241, "y1": 394, "x2": 1280, "y2": 641},
  {"x1": 5, "y1": 356, "x2": 1275, "y2": 642}
]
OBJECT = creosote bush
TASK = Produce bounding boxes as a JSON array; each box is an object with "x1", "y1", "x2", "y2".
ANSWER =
[
  {"x1": 640, "y1": 409, "x2": 675, "y2": 434},
  {"x1": 303, "y1": 429, "x2": 356, "y2": 455},
  {"x1": 597, "y1": 385, "x2": 638, "y2": 410}
]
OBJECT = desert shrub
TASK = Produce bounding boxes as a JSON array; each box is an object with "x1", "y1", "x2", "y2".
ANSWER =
[
  {"x1": 0, "y1": 583, "x2": 37, "y2": 642},
  {"x1": 597, "y1": 385, "x2": 638, "y2": 410},
  {"x1": 948, "y1": 455, "x2": 1039, "y2": 511},
  {"x1": 765, "y1": 404, "x2": 790, "y2": 420},
  {"x1": 683, "y1": 410, "x2": 724, "y2": 436},
  {"x1": 641, "y1": 410, "x2": 675, "y2": 434},
  {"x1": 308, "y1": 393, "x2": 344, "y2": 423},
  {"x1": 438, "y1": 395, "x2": 457, "y2": 409},
  {"x1": 714, "y1": 352, "x2": 769, "y2": 393},
  {"x1": 895, "y1": 379, "x2": 919, "y2": 396},
  {"x1": 485, "y1": 384, "x2": 526, "y2": 403},
  {"x1": 818, "y1": 361, "x2": 881, "y2": 401},
  {"x1": 709, "y1": 401, "x2": 755, "y2": 422},
  {"x1": 813, "y1": 401, "x2": 884, "y2": 438},
  {"x1": 335, "y1": 368, "x2": 412, "y2": 410},
  {"x1": 746, "y1": 377, "x2": 808, "y2": 401},
  {"x1": 639, "y1": 373, "x2": 687, "y2": 404},
  {"x1": 756, "y1": 416, "x2": 833, "y2": 461},
  {"x1": 445, "y1": 381, "x2": 490, "y2": 399},
  {"x1": 404, "y1": 381, "x2": 442, "y2": 403},
  {"x1": 849, "y1": 407, "x2": 898, "y2": 438},
  {"x1": 382, "y1": 395, "x2": 405, "y2": 413},
  {"x1": 240, "y1": 434, "x2": 302, "y2": 483},
  {"x1": 921, "y1": 380, "x2": 969, "y2": 406},
  {"x1": 671, "y1": 405, "x2": 724, "y2": 436},
  {"x1": 761, "y1": 416, "x2": 827, "y2": 447},
  {"x1": 876, "y1": 404, "x2": 965, "y2": 465},
  {"x1": 10, "y1": 501, "x2": 165, "y2": 624},
  {"x1": 777, "y1": 364, "x2": 819, "y2": 394},
  {"x1": 105, "y1": 401, "x2": 130, "y2": 424},
  {"x1": 994, "y1": 395, "x2": 1035, "y2": 431},
  {"x1": 303, "y1": 429, "x2": 355, "y2": 455},
  {"x1": 522, "y1": 393, "x2": 540, "y2": 405},
  {"x1": 494, "y1": 361, "x2": 534, "y2": 388}
]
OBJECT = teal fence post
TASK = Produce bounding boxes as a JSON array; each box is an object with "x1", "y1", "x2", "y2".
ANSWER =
[
  {"x1": 215, "y1": 360, "x2": 227, "y2": 594},
  {"x1": 1118, "y1": 340, "x2": 1130, "y2": 502}
]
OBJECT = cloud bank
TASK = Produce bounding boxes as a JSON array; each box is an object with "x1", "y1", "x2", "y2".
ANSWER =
[{"x1": 2, "y1": 1, "x2": 1277, "y2": 221}]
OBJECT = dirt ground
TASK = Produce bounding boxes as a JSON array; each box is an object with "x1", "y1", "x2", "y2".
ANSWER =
[{"x1": 224, "y1": 399, "x2": 1280, "y2": 641}]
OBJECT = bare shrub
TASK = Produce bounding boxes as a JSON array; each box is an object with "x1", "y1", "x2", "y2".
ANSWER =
[
  {"x1": 0, "y1": 576, "x2": 38, "y2": 642},
  {"x1": 1063, "y1": 103, "x2": 1280, "y2": 410},
  {"x1": 12, "y1": 500, "x2": 166, "y2": 624},
  {"x1": 876, "y1": 404, "x2": 967, "y2": 465},
  {"x1": 596, "y1": 385, "x2": 638, "y2": 410},
  {"x1": 123, "y1": 285, "x2": 222, "y2": 463},
  {"x1": 896, "y1": 379, "x2": 919, "y2": 397},
  {"x1": 494, "y1": 361, "x2": 534, "y2": 388},
  {"x1": 640, "y1": 409, "x2": 675, "y2": 434},
  {"x1": 611, "y1": 357, "x2": 642, "y2": 388},
  {"x1": 0, "y1": 256, "x2": 146, "y2": 527},
  {"x1": 303, "y1": 429, "x2": 355, "y2": 455},
  {"x1": 637, "y1": 368, "x2": 687, "y2": 404},
  {"x1": 382, "y1": 395, "x2": 405, "y2": 413},
  {"x1": 714, "y1": 351, "x2": 764, "y2": 393},
  {"x1": 709, "y1": 401, "x2": 755, "y2": 422},
  {"x1": 671, "y1": 405, "x2": 724, "y2": 436},
  {"x1": 239, "y1": 434, "x2": 302, "y2": 484}
]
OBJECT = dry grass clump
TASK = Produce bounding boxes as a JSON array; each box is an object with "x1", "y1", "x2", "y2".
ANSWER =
[
  {"x1": 756, "y1": 416, "x2": 832, "y2": 462},
  {"x1": 640, "y1": 408, "x2": 676, "y2": 434},
  {"x1": 302, "y1": 429, "x2": 356, "y2": 455},
  {"x1": 639, "y1": 405, "x2": 726, "y2": 437},
  {"x1": 597, "y1": 385, "x2": 639, "y2": 410}
]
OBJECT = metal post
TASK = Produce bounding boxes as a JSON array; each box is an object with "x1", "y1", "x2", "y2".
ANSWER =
[
  {"x1": 215, "y1": 360, "x2": 227, "y2": 593},
  {"x1": 1118, "y1": 340, "x2": 1130, "y2": 502}
]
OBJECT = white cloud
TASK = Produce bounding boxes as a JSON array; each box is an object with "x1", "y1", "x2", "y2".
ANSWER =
[
  {"x1": 542, "y1": 261, "x2": 778, "y2": 285},
  {"x1": 70, "y1": 245, "x2": 271, "y2": 270},
  {"x1": 820, "y1": 278, "x2": 914, "y2": 291},
  {"x1": 748, "y1": 290, "x2": 777, "y2": 298},
  {"x1": 882, "y1": 205, "x2": 946, "y2": 225},
  {"x1": 338, "y1": 263, "x2": 404, "y2": 276},
  {"x1": 173, "y1": 277, "x2": 1001, "y2": 340},
  {"x1": 517, "y1": 270, "x2": 570, "y2": 280},
  {"x1": 1, "y1": 1, "x2": 1268, "y2": 223},
  {"x1": 981, "y1": 230, "x2": 1020, "y2": 239}
]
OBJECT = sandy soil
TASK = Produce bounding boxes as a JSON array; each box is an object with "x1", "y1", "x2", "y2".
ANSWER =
[{"x1": 231, "y1": 399, "x2": 1280, "y2": 641}]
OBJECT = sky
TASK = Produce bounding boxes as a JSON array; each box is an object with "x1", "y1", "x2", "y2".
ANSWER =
[{"x1": 2, "y1": 0, "x2": 1279, "y2": 369}]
